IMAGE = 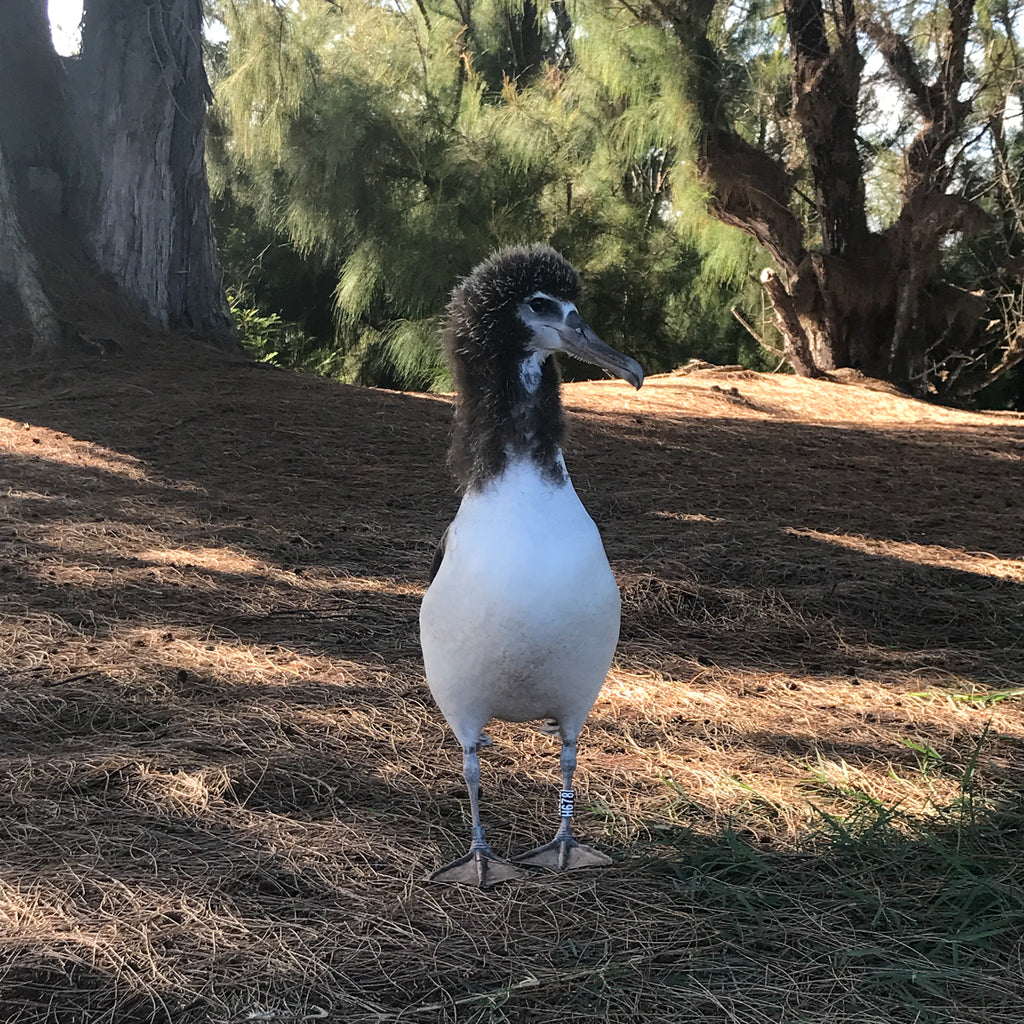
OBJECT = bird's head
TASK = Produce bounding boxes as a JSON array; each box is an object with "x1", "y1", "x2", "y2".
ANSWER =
[{"x1": 445, "y1": 245, "x2": 644, "y2": 391}]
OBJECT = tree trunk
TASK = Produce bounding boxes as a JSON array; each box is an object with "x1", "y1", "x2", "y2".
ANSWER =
[
  {"x1": 0, "y1": 141, "x2": 63, "y2": 356},
  {"x1": 666, "y1": 0, "x2": 1008, "y2": 397},
  {"x1": 784, "y1": 0, "x2": 867, "y2": 258},
  {"x1": 74, "y1": 0, "x2": 235, "y2": 341},
  {"x1": 0, "y1": 0, "x2": 236, "y2": 357},
  {"x1": 507, "y1": 0, "x2": 544, "y2": 85},
  {"x1": 0, "y1": 0, "x2": 72, "y2": 354}
]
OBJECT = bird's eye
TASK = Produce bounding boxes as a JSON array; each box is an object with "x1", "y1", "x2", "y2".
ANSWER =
[{"x1": 528, "y1": 297, "x2": 551, "y2": 314}]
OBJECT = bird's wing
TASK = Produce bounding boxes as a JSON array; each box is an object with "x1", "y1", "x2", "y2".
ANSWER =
[{"x1": 427, "y1": 525, "x2": 450, "y2": 584}]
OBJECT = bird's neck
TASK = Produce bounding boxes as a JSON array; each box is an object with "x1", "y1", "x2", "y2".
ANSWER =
[{"x1": 449, "y1": 352, "x2": 566, "y2": 493}]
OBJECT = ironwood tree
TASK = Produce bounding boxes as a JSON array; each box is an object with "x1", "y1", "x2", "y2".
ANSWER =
[
  {"x1": 208, "y1": 0, "x2": 766, "y2": 389},
  {"x1": 0, "y1": 0, "x2": 235, "y2": 357},
  {"x1": 600, "y1": 0, "x2": 1024, "y2": 398}
]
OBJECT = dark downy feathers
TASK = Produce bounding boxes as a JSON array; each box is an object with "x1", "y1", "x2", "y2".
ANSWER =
[{"x1": 442, "y1": 244, "x2": 582, "y2": 492}]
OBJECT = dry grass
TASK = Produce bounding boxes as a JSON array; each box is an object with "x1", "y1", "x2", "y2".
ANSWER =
[{"x1": 0, "y1": 348, "x2": 1022, "y2": 1022}]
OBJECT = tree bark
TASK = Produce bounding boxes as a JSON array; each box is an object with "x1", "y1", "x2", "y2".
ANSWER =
[
  {"x1": 0, "y1": 0, "x2": 70, "y2": 171},
  {"x1": 75, "y1": 0, "x2": 235, "y2": 342},
  {"x1": 0, "y1": 142, "x2": 63, "y2": 356},
  {"x1": 784, "y1": 0, "x2": 867, "y2": 257},
  {"x1": 0, "y1": 0, "x2": 236, "y2": 357},
  {"x1": 0, "y1": 0, "x2": 74, "y2": 355},
  {"x1": 760, "y1": 268, "x2": 820, "y2": 377}
]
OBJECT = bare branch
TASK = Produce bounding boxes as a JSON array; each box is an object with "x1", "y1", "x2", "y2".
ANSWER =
[
  {"x1": 732, "y1": 306, "x2": 786, "y2": 359},
  {"x1": 760, "y1": 268, "x2": 823, "y2": 377},
  {"x1": 862, "y1": 15, "x2": 932, "y2": 115}
]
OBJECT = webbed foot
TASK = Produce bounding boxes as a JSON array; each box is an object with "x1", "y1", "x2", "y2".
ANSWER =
[
  {"x1": 514, "y1": 838, "x2": 613, "y2": 872},
  {"x1": 427, "y1": 848, "x2": 524, "y2": 887}
]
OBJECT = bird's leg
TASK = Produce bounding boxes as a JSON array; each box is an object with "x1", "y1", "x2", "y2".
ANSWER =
[
  {"x1": 426, "y1": 744, "x2": 523, "y2": 888},
  {"x1": 514, "y1": 737, "x2": 612, "y2": 872},
  {"x1": 463, "y1": 743, "x2": 488, "y2": 853},
  {"x1": 552, "y1": 739, "x2": 580, "y2": 845}
]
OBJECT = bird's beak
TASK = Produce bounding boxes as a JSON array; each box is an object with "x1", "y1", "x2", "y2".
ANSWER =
[{"x1": 554, "y1": 310, "x2": 644, "y2": 390}]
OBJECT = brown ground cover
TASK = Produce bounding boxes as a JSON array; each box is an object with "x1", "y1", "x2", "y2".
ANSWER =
[{"x1": 0, "y1": 348, "x2": 1022, "y2": 1022}]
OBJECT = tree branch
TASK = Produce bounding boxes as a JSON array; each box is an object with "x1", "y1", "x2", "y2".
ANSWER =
[
  {"x1": 732, "y1": 306, "x2": 786, "y2": 358},
  {"x1": 862, "y1": 15, "x2": 932, "y2": 115},
  {"x1": 760, "y1": 267, "x2": 822, "y2": 377},
  {"x1": 656, "y1": 1, "x2": 808, "y2": 270},
  {"x1": 700, "y1": 129, "x2": 806, "y2": 275},
  {"x1": 866, "y1": 0, "x2": 976, "y2": 205}
]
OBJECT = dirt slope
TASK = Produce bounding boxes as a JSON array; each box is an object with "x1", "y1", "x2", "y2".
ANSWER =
[{"x1": 0, "y1": 349, "x2": 1022, "y2": 1022}]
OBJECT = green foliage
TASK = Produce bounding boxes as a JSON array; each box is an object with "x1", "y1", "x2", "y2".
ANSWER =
[
  {"x1": 206, "y1": 0, "x2": 763, "y2": 389},
  {"x1": 229, "y1": 295, "x2": 292, "y2": 363},
  {"x1": 205, "y1": 0, "x2": 1024, "y2": 400}
]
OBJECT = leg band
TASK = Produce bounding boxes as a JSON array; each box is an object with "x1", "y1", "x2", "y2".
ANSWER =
[{"x1": 559, "y1": 789, "x2": 575, "y2": 818}]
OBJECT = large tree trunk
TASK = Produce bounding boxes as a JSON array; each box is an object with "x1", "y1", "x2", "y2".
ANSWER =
[
  {"x1": 0, "y1": 0, "x2": 236, "y2": 357},
  {"x1": 74, "y1": 0, "x2": 234, "y2": 340}
]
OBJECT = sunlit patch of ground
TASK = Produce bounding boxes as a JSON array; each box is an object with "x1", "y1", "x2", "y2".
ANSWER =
[
  {"x1": 784, "y1": 527, "x2": 1024, "y2": 583},
  {"x1": 1, "y1": 416, "x2": 152, "y2": 481}
]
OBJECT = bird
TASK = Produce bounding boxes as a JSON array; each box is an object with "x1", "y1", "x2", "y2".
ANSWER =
[{"x1": 419, "y1": 244, "x2": 644, "y2": 887}]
